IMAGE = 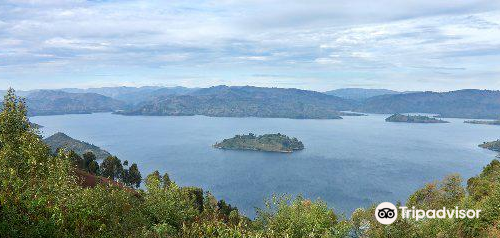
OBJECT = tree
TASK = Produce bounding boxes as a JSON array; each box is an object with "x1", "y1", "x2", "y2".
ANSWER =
[
  {"x1": 217, "y1": 199, "x2": 238, "y2": 221},
  {"x1": 0, "y1": 88, "x2": 32, "y2": 174},
  {"x1": 82, "y1": 151, "x2": 99, "y2": 175},
  {"x1": 67, "y1": 150, "x2": 84, "y2": 169},
  {"x1": 0, "y1": 89, "x2": 77, "y2": 237},
  {"x1": 162, "y1": 172, "x2": 171, "y2": 188},
  {"x1": 182, "y1": 187, "x2": 204, "y2": 212},
  {"x1": 101, "y1": 155, "x2": 123, "y2": 180},
  {"x1": 407, "y1": 174, "x2": 464, "y2": 210},
  {"x1": 127, "y1": 163, "x2": 142, "y2": 188},
  {"x1": 254, "y1": 195, "x2": 349, "y2": 238}
]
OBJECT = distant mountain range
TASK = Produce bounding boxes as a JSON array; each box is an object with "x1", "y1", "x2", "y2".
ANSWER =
[
  {"x1": 324, "y1": 88, "x2": 401, "y2": 100},
  {"x1": 358, "y1": 89, "x2": 500, "y2": 119},
  {"x1": 25, "y1": 90, "x2": 126, "y2": 116},
  {"x1": 0, "y1": 89, "x2": 32, "y2": 97},
  {"x1": 60, "y1": 86, "x2": 197, "y2": 104},
  {"x1": 3, "y1": 86, "x2": 500, "y2": 119},
  {"x1": 117, "y1": 85, "x2": 358, "y2": 119}
]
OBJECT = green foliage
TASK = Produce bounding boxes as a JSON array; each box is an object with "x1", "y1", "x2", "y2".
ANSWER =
[
  {"x1": 214, "y1": 133, "x2": 304, "y2": 152},
  {"x1": 162, "y1": 172, "x2": 172, "y2": 188},
  {"x1": 125, "y1": 163, "x2": 142, "y2": 188},
  {"x1": 218, "y1": 199, "x2": 239, "y2": 222},
  {"x1": 142, "y1": 171, "x2": 199, "y2": 235},
  {"x1": 67, "y1": 150, "x2": 85, "y2": 170},
  {"x1": 101, "y1": 156, "x2": 124, "y2": 180},
  {"x1": 407, "y1": 174, "x2": 465, "y2": 210},
  {"x1": 182, "y1": 187, "x2": 205, "y2": 212},
  {"x1": 60, "y1": 185, "x2": 148, "y2": 237},
  {"x1": 356, "y1": 160, "x2": 500, "y2": 238},
  {"x1": 0, "y1": 88, "x2": 77, "y2": 237},
  {"x1": 254, "y1": 195, "x2": 349, "y2": 238},
  {"x1": 467, "y1": 159, "x2": 500, "y2": 201},
  {"x1": 83, "y1": 151, "x2": 100, "y2": 175}
]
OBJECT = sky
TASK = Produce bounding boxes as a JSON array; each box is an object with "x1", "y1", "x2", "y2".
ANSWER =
[{"x1": 1, "y1": 0, "x2": 500, "y2": 91}]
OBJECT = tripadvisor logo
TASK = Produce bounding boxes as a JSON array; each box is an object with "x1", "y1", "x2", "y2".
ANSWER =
[
  {"x1": 375, "y1": 202, "x2": 398, "y2": 225},
  {"x1": 375, "y1": 202, "x2": 482, "y2": 225}
]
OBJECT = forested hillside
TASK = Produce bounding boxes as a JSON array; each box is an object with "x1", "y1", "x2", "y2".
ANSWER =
[
  {"x1": 118, "y1": 85, "x2": 358, "y2": 119},
  {"x1": 44, "y1": 132, "x2": 112, "y2": 160}
]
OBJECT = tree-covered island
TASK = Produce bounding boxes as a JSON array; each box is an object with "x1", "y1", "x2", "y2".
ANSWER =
[
  {"x1": 214, "y1": 133, "x2": 304, "y2": 153},
  {"x1": 385, "y1": 113, "x2": 449, "y2": 123}
]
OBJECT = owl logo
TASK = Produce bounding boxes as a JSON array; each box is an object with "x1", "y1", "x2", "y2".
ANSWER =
[
  {"x1": 377, "y1": 208, "x2": 395, "y2": 219},
  {"x1": 375, "y1": 202, "x2": 398, "y2": 224}
]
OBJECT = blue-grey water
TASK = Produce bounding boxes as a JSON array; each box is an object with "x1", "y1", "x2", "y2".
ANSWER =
[{"x1": 31, "y1": 113, "x2": 500, "y2": 217}]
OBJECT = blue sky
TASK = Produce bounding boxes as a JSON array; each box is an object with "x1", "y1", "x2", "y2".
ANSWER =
[{"x1": 1, "y1": 0, "x2": 500, "y2": 91}]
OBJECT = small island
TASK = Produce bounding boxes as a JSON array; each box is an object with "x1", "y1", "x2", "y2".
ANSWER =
[
  {"x1": 465, "y1": 120, "x2": 500, "y2": 125},
  {"x1": 385, "y1": 114, "x2": 449, "y2": 123},
  {"x1": 214, "y1": 133, "x2": 304, "y2": 153}
]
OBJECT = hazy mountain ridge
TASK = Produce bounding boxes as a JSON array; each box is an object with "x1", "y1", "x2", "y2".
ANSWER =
[
  {"x1": 358, "y1": 89, "x2": 500, "y2": 119},
  {"x1": 1, "y1": 89, "x2": 34, "y2": 97},
  {"x1": 60, "y1": 86, "x2": 198, "y2": 104},
  {"x1": 324, "y1": 88, "x2": 401, "y2": 100},
  {"x1": 117, "y1": 85, "x2": 359, "y2": 119},
  {"x1": 26, "y1": 90, "x2": 127, "y2": 116},
  {"x1": 5, "y1": 86, "x2": 500, "y2": 119}
]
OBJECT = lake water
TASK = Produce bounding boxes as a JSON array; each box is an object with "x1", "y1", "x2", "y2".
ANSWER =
[{"x1": 31, "y1": 113, "x2": 500, "y2": 217}]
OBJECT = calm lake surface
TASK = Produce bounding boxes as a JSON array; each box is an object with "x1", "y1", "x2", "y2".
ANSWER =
[{"x1": 31, "y1": 113, "x2": 500, "y2": 217}]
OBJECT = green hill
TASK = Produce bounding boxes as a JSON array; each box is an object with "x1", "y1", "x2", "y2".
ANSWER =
[{"x1": 44, "y1": 132, "x2": 112, "y2": 160}]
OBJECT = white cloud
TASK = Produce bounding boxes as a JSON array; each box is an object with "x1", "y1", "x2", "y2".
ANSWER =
[
  {"x1": 315, "y1": 56, "x2": 342, "y2": 65},
  {"x1": 236, "y1": 56, "x2": 269, "y2": 61}
]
